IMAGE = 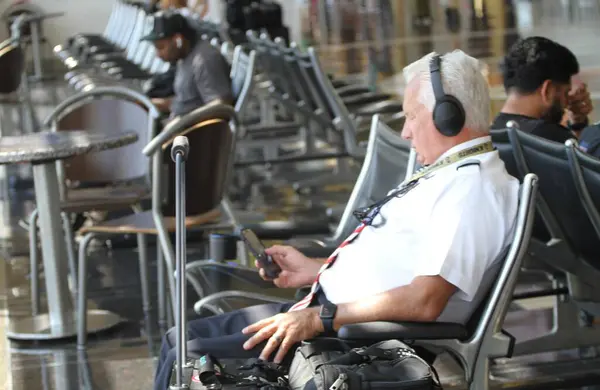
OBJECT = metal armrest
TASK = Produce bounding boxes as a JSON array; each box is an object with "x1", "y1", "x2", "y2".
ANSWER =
[
  {"x1": 343, "y1": 92, "x2": 393, "y2": 106},
  {"x1": 92, "y1": 52, "x2": 124, "y2": 62},
  {"x1": 352, "y1": 101, "x2": 403, "y2": 117},
  {"x1": 142, "y1": 103, "x2": 237, "y2": 156},
  {"x1": 241, "y1": 219, "x2": 332, "y2": 240},
  {"x1": 193, "y1": 290, "x2": 294, "y2": 315},
  {"x1": 88, "y1": 44, "x2": 121, "y2": 54},
  {"x1": 100, "y1": 61, "x2": 119, "y2": 69},
  {"x1": 336, "y1": 84, "x2": 372, "y2": 97},
  {"x1": 337, "y1": 321, "x2": 468, "y2": 341}
]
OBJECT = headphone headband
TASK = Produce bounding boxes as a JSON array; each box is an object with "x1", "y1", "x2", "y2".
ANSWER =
[
  {"x1": 429, "y1": 53, "x2": 466, "y2": 137},
  {"x1": 429, "y1": 55, "x2": 446, "y2": 101}
]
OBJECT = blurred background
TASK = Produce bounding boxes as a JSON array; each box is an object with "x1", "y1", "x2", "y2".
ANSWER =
[{"x1": 3, "y1": 0, "x2": 600, "y2": 121}]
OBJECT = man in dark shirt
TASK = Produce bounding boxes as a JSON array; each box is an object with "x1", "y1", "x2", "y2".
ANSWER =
[
  {"x1": 490, "y1": 36, "x2": 592, "y2": 142},
  {"x1": 141, "y1": 11, "x2": 233, "y2": 117}
]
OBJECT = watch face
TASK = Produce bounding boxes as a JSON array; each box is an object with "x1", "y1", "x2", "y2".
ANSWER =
[{"x1": 320, "y1": 303, "x2": 336, "y2": 319}]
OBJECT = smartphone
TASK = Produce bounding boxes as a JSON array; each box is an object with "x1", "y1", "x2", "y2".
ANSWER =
[{"x1": 240, "y1": 229, "x2": 282, "y2": 278}]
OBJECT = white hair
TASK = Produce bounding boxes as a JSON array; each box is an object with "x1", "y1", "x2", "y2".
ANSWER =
[{"x1": 402, "y1": 50, "x2": 490, "y2": 133}]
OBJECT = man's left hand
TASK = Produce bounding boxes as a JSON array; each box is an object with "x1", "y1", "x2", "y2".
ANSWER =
[{"x1": 242, "y1": 308, "x2": 324, "y2": 363}]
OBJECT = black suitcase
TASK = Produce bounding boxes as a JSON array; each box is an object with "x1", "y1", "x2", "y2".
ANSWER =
[
  {"x1": 226, "y1": 0, "x2": 254, "y2": 30},
  {"x1": 242, "y1": 2, "x2": 264, "y2": 31},
  {"x1": 259, "y1": 1, "x2": 283, "y2": 29}
]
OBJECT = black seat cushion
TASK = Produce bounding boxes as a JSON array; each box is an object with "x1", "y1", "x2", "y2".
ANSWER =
[{"x1": 337, "y1": 321, "x2": 468, "y2": 341}]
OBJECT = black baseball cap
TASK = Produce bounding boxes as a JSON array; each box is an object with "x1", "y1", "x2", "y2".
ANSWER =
[{"x1": 140, "y1": 11, "x2": 190, "y2": 42}]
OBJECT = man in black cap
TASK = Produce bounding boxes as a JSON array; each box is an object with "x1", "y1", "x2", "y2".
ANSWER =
[{"x1": 141, "y1": 11, "x2": 232, "y2": 116}]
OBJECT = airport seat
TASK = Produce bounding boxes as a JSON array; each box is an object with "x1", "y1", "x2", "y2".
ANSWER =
[
  {"x1": 240, "y1": 31, "x2": 404, "y2": 204},
  {"x1": 190, "y1": 114, "x2": 413, "y2": 314},
  {"x1": 71, "y1": 39, "x2": 254, "y2": 345},
  {"x1": 491, "y1": 124, "x2": 600, "y2": 356},
  {"x1": 0, "y1": 39, "x2": 24, "y2": 94},
  {"x1": 75, "y1": 103, "x2": 239, "y2": 348},
  {"x1": 28, "y1": 86, "x2": 161, "y2": 316},
  {"x1": 56, "y1": 1, "x2": 139, "y2": 63},
  {"x1": 337, "y1": 173, "x2": 538, "y2": 390}
]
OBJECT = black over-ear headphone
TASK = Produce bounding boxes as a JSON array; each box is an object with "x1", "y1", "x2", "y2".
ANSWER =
[{"x1": 429, "y1": 54, "x2": 466, "y2": 137}]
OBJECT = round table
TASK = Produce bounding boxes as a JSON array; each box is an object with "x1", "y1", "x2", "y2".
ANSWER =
[{"x1": 0, "y1": 130, "x2": 138, "y2": 341}]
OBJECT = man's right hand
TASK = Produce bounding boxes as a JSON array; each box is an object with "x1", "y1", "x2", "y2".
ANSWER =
[{"x1": 256, "y1": 245, "x2": 322, "y2": 289}]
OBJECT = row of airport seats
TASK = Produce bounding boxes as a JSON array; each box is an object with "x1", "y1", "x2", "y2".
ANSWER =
[
  {"x1": 237, "y1": 31, "x2": 404, "y2": 197},
  {"x1": 52, "y1": 1, "x2": 224, "y2": 93}
]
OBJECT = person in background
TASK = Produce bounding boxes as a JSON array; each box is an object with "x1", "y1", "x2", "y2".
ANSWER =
[
  {"x1": 149, "y1": 0, "x2": 210, "y2": 18},
  {"x1": 491, "y1": 36, "x2": 593, "y2": 143},
  {"x1": 141, "y1": 11, "x2": 232, "y2": 117}
]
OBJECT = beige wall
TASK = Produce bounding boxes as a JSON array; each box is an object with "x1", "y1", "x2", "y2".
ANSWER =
[{"x1": 0, "y1": 0, "x2": 113, "y2": 46}]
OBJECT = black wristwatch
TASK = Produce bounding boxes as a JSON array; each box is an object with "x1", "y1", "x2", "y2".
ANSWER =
[
  {"x1": 568, "y1": 118, "x2": 589, "y2": 132},
  {"x1": 319, "y1": 302, "x2": 338, "y2": 334}
]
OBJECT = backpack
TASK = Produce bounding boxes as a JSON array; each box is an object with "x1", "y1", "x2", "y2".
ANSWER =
[
  {"x1": 578, "y1": 123, "x2": 600, "y2": 158},
  {"x1": 288, "y1": 339, "x2": 442, "y2": 390}
]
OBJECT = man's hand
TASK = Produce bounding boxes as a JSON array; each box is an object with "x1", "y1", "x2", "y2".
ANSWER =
[
  {"x1": 257, "y1": 245, "x2": 323, "y2": 289},
  {"x1": 151, "y1": 97, "x2": 172, "y2": 113},
  {"x1": 242, "y1": 308, "x2": 323, "y2": 363},
  {"x1": 567, "y1": 82, "x2": 593, "y2": 125}
]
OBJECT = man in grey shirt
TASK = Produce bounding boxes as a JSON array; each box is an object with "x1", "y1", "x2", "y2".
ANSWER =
[{"x1": 141, "y1": 11, "x2": 232, "y2": 117}]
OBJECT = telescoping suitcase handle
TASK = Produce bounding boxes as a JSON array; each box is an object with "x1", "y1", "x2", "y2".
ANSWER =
[{"x1": 172, "y1": 135, "x2": 191, "y2": 389}]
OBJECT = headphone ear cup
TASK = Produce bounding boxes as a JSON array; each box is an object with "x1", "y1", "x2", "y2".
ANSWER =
[{"x1": 432, "y1": 95, "x2": 466, "y2": 137}]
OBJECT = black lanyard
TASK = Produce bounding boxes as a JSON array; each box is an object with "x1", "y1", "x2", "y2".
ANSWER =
[{"x1": 353, "y1": 179, "x2": 420, "y2": 225}]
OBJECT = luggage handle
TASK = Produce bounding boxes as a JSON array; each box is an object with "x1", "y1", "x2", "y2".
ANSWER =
[{"x1": 171, "y1": 135, "x2": 191, "y2": 389}]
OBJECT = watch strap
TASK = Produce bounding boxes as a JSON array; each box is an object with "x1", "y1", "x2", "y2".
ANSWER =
[{"x1": 319, "y1": 303, "x2": 337, "y2": 333}]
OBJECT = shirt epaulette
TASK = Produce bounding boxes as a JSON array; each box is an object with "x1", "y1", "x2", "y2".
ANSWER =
[{"x1": 456, "y1": 159, "x2": 481, "y2": 170}]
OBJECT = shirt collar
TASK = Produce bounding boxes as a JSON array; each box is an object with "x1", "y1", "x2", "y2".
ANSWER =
[{"x1": 433, "y1": 135, "x2": 493, "y2": 164}]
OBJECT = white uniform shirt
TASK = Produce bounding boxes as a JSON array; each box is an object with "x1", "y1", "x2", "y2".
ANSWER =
[{"x1": 318, "y1": 136, "x2": 520, "y2": 324}]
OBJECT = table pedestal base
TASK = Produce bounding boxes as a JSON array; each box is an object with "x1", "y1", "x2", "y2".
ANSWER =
[{"x1": 6, "y1": 310, "x2": 122, "y2": 341}]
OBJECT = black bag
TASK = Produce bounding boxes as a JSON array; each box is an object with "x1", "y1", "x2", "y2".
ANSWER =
[
  {"x1": 227, "y1": 0, "x2": 256, "y2": 30},
  {"x1": 578, "y1": 123, "x2": 600, "y2": 158},
  {"x1": 259, "y1": 1, "x2": 283, "y2": 28},
  {"x1": 171, "y1": 355, "x2": 290, "y2": 390},
  {"x1": 288, "y1": 339, "x2": 442, "y2": 390}
]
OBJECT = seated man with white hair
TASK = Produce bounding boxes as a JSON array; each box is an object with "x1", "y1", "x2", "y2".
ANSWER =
[{"x1": 153, "y1": 49, "x2": 520, "y2": 390}]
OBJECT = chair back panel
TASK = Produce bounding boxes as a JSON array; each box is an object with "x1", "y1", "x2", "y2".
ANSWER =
[
  {"x1": 230, "y1": 46, "x2": 255, "y2": 111},
  {"x1": 282, "y1": 44, "x2": 316, "y2": 111},
  {"x1": 491, "y1": 129, "x2": 550, "y2": 242},
  {"x1": 296, "y1": 52, "x2": 335, "y2": 121},
  {"x1": 162, "y1": 119, "x2": 233, "y2": 217},
  {"x1": 0, "y1": 42, "x2": 24, "y2": 94},
  {"x1": 567, "y1": 148, "x2": 600, "y2": 267},
  {"x1": 333, "y1": 115, "x2": 410, "y2": 241},
  {"x1": 515, "y1": 130, "x2": 598, "y2": 261},
  {"x1": 467, "y1": 174, "x2": 537, "y2": 351}
]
